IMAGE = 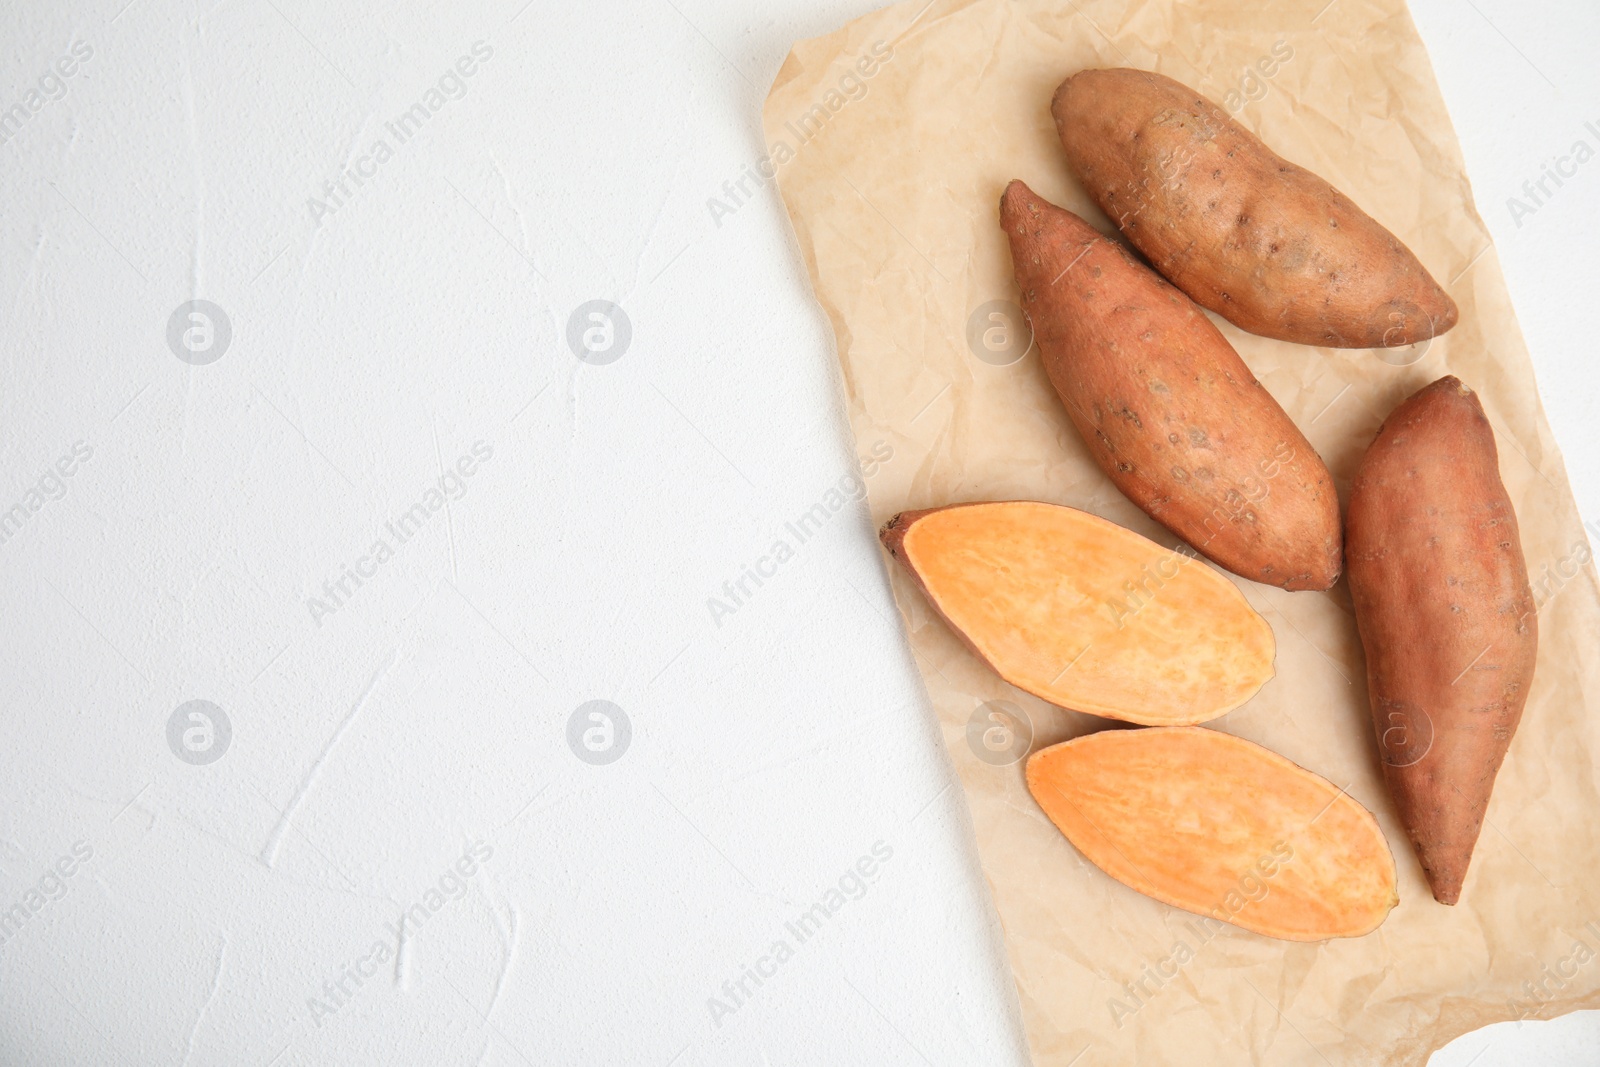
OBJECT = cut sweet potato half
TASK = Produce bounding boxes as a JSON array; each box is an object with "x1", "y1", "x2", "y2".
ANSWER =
[
  {"x1": 881, "y1": 501, "x2": 1273, "y2": 725},
  {"x1": 1028, "y1": 727, "x2": 1398, "y2": 941}
]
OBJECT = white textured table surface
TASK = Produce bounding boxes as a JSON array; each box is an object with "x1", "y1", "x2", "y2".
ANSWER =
[{"x1": 0, "y1": 0, "x2": 1594, "y2": 1064}]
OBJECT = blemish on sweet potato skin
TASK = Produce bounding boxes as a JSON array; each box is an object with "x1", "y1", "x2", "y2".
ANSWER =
[
  {"x1": 1345, "y1": 376, "x2": 1537, "y2": 905},
  {"x1": 1000, "y1": 180, "x2": 1340, "y2": 590}
]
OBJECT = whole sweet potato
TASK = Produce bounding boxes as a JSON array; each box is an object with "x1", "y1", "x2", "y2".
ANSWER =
[
  {"x1": 1001, "y1": 180, "x2": 1340, "y2": 590},
  {"x1": 1053, "y1": 67, "x2": 1458, "y2": 348},
  {"x1": 1346, "y1": 376, "x2": 1537, "y2": 905}
]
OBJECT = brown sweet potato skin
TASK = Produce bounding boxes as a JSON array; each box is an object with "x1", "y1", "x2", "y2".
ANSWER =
[
  {"x1": 1346, "y1": 376, "x2": 1537, "y2": 905},
  {"x1": 1001, "y1": 180, "x2": 1340, "y2": 590},
  {"x1": 1053, "y1": 68, "x2": 1458, "y2": 348}
]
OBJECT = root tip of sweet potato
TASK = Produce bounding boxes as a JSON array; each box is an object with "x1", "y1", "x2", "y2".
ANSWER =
[
  {"x1": 1426, "y1": 864, "x2": 1465, "y2": 905},
  {"x1": 1000, "y1": 179, "x2": 1034, "y2": 217},
  {"x1": 1051, "y1": 71, "x2": 1085, "y2": 111},
  {"x1": 1435, "y1": 295, "x2": 1461, "y2": 335},
  {"x1": 879, "y1": 510, "x2": 925, "y2": 560}
]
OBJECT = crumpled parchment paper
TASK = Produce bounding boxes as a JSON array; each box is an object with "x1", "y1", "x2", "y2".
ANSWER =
[{"x1": 762, "y1": 1, "x2": 1600, "y2": 1063}]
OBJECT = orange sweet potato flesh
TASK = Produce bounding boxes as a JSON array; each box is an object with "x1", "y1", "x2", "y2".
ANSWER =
[
  {"x1": 880, "y1": 501, "x2": 1274, "y2": 725},
  {"x1": 1028, "y1": 727, "x2": 1399, "y2": 941},
  {"x1": 1001, "y1": 180, "x2": 1340, "y2": 590},
  {"x1": 1346, "y1": 377, "x2": 1537, "y2": 905},
  {"x1": 1053, "y1": 68, "x2": 1458, "y2": 348}
]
